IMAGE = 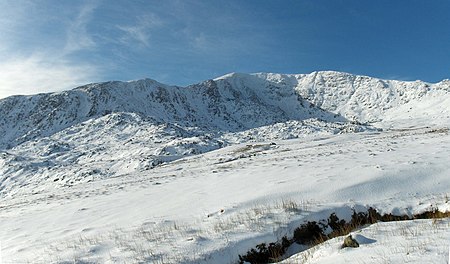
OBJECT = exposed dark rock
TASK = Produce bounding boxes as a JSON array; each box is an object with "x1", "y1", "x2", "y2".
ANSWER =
[{"x1": 342, "y1": 235, "x2": 360, "y2": 248}]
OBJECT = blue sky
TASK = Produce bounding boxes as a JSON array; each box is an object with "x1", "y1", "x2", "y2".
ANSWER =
[{"x1": 0, "y1": 0, "x2": 449, "y2": 98}]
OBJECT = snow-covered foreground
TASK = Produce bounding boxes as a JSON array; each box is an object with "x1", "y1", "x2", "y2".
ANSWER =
[
  {"x1": 1, "y1": 124, "x2": 450, "y2": 263},
  {"x1": 2, "y1": 71, "x2": 450, "y2": 263},
  {"x1": 281, "y1": 218, "x2": 450, "y2": 263}
]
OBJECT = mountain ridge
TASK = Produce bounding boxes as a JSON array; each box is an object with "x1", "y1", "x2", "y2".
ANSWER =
[
  {"x1": 1, "y1": 70, "x2": 450, "y2": 197},
  {"x1": 2, "y1": 70, "x2": 450, "y2": 151},
  {"x1": 0, "y1": 71, "x2": 345, "y2": 149}
]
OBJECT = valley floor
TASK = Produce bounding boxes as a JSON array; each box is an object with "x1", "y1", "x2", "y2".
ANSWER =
[{"x1": 1, "y1": 124, "x2": 450, "y2": 263}]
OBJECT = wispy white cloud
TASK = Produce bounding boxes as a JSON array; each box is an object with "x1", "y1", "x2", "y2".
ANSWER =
[
  {"x1": 188, "y1": 32, "x2": 209, "y2": 50},
  {"x1": 0, "y1": 53, "x2": 99, "y2": 99},
  {"x1": 0, "y1": 0, "x2": 270, "y2": 99},
  {"x1": 117, "y1": 14, "x2": 162, "y2": 48},
  {"x1": 161, "y1": 1, "x2": 262, "y2": 56},
  {"x1": 64, "y1": 1, "x2": 99, "y2": 53},
  {"x1": 117, "y1": 25, "x2": 150, "y2": 47},
  {"x1": 0, "y1": 1, "x2": 33, "y2": 50},
  {"x1": 0, "y1": 1, "x2": 103, "y2": 99}
]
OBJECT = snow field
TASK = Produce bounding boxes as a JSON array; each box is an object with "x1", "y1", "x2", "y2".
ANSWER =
[
  {"x1": 1, "y1": 71, "x2": 450, "y2": 263},
  {"x1": 1, "y1": 126, "x2": 450, "y2": 263},
  {"x1": 281, "y1": 219, "x2": 450, "y2": 264}
]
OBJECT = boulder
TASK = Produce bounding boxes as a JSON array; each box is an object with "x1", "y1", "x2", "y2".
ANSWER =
[{"x1": 342, "y1": 235, "x2": 359, "y2": 248}]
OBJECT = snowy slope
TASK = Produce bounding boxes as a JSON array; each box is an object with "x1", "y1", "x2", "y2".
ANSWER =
[
  {"x1": 1, "y1": 127, "x2": 450, "y2": 263},
  {"x1": 245, "y1": 71, "x2": 450, "y2": 125},
  {"x1": 3, "y1": 71, "x2": 449, "y2": 150},
  {"x1": 0, "y1": 73, "x2": 373, "y2": 198},
  {"x1": 1, "y1": 71, "x2": 450, "y2": 263},
  {"x1": 0, "y1": 76, "x2": 340, "y2": 150},
  {"x1": 281, "y1": 218, "x2": 450, "y2": 263}
]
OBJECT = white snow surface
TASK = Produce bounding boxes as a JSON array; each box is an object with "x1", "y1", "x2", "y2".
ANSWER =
[
  {"x1": 281, "y1": 219, "x2": 450, "y2": 263},
  {"x1": 1, "y1": 71, "x2": 450, "y2": 263}
]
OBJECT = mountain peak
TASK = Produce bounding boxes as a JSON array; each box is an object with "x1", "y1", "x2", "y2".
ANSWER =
[
  {"x1": 1, "y1": 70, "x2": 450, "y2": 151},
  {"x1": 213, "y1": 72, "x2": 252, "y2": 81}
]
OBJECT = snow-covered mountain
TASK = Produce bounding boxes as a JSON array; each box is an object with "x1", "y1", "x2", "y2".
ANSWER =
[
  {"x1": 1, "y1": 71, "x2": 450, "y2": 198},
  {"x1": 3, "y1": 71, "x2": 450, "y2": 150},
  {"x1": 0, "y1": 75, "x2": 335, "y2": 150},
  {"x1": 227, "y1": 71, "x2": 450, "y2": 124},
  {"x1": 2, "y1": 71, "x2": 450, "y2": 263}
]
